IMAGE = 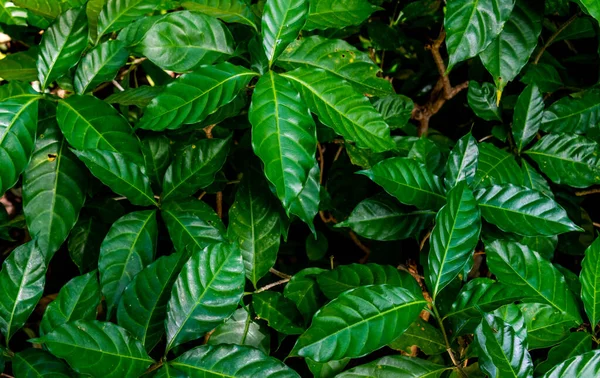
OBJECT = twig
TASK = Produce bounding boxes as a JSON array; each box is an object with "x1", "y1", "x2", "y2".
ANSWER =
[
  {"x1": 533, "y1": 13, "x2": 580, "y2": 65},
  {"x1": 351, "y1": 231, "x2": 371, "y2": 263},
  {"x1": 269, "y1": 268, "x2": 292, "y2": 279},
  {"x1": 593, "y1": 222, "x2": 600, "y2": 229},
  {"x1": 575, "y1": 188, "x2": 600, "y2": 196},
  {"x1": 112, "y1": 80, "x2": 124, "y2": 92},
  {"x1": 432, "y1": 304, "x2": 465, "y2": 376},
  {"x1": 317, "y1": 142, "x2": 325, "y2": 184},
  {"x1": 254, "y1": 278, "x2": 290, "y2": 293},
  {"x1": 216, "y1": 191, "x2": 223, "y2": 219}
]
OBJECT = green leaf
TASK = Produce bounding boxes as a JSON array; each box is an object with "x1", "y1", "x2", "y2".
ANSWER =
[
  {"x1": 161, "y1": 138, "x2": 230, "y2": 201},
  {"x1": 445, "y1": 133, "x2": 479, "y2": 189},
  {"x1": 444, "y1": 0, "x2": 515, "y2": 70},
  {"x1": 518, "y1": 302, "x2": 576, "y2": 349},
  {"x1": 428, "y1": 181, "x2": 481, "y2": 299},
  {"x1": 57, "y1": 95, "x2": 142, "y2": 164},
  {"x1": 388, "y1": 319, "x2": 446, "y2": 355},
  {"x1": 467, "y1": 81, "x2": 502, "y2": 121},
  {"x1": 479, "y1": 0, "x2": 543, "y2": 91},
  {"x1": 117, "y1": 253, "x2": 186, "y2": 352},
  {"x1": 536, "y1": 332, "x2": 592, "y2": 375},
  {"x1": 0, "y1": 96, "x2": 39, "y2": 196},
  {"x1": 228, "y1": 169, "x2": 281, "y2": 287},
  {"x1": 87, "y1": 0, "x2": 107, "y2": 42},
  {"x1": 0, "y1": 49, "x2": 38, "y2": 82},
  {"x1": 521, "y1": 63, "x2": 563, "y2": 93},
  {"x1": 12, "y1": 349, "x2": 73, "y2": 377},
  {"x1": 288, "y1": 161, "x2": 320, "y2": 233},
  {"x1": 334, "y1": 355, "x2": 448, "y2": 378},
  {"x1": 541, "y1": 90, "x2": 600, "y2": 134},
  {"x1": 336, "y1": 194, "x2": 435, "y2": 241},
  {"x1": 68, "y1": 215, "x2": 108, "y2": 273},
  {"x1": 580, "y1": 236, "x2": 600, "y2": 327},
  {"x1": 282, "y1": 68, "x2": 395, "y2": 152},
  {"x1": 252, "y1": 291, "x2": 305, "y2": 335},
  {"x1": 72, "y1": 149, "x2": 157, "y2": 207},
  {"x1": 74, "y1": 40, "x2": 129, "y2": 94},
  {"x1": 139, "y1": 11, "x2": 234, "y2": 72},
  {"x1": 277, "y1": 35, "x2": 393, "y2": 96},
  {"x1": 180, "y1": 0, "x2": 259, "y2": 30},
  {"x1": 542, "y1": 350, "x2": 600, "y2": 378},
  {"x1": 23, "y1": 125, "x2": 88, "y2": 261},
  {"x1": 284, "y1": 268, "x2": 326, "y2": 320},
  {"x1": 249, "y1": 71, "x2": 316, "y2": 210},
  {"x1": 169, "y1": 344, "x2": 300, "y2": 377},
  {"x1": 492, "y1": 304, "x2": 529, "y2": 347},
  {"x1": 526, "y1": 133, "x2": 600, "y2": 188},
  {"x1": 261, "y1": 0, "x2": 308, "y2": 65},
  {"x1": 473, "y1": 142, "x2": 523, "y2": 188},
  {"x1": 485, "y1": 239, "x2": 582, "y2": 322},
  {"x1": 0, "y1": 241, "x2": 46, "y2": 343},
  {"x1": 373, "y1": 94, "x2": 414, "y2": 129},
  {"x1": 512, "y1": 84, "x2": 544, "y2": 153},
  {"x1": 97, "y1": 0, "x2": 160, "y2": 39},
  {"x1": 161, "y1": 199, "x2": 226, "y2": 254},
  {"x1": 207, "y1": 307, "x2": 270, "y2": 354},
  {"x1": 140, "y1": 134, "x2": 171, "y2": 191},
  {"x1": 306, "y1": 358, "x2": 350, "y2": 378},
  {"x1": 116, "y1": 14, "x2": 163, "y2": 50},
  {"x1": 165, "y1": 242, "x2": 244, "y2": 351},
  {"x1": 475, "y1": 313, "x2": 533, "y2": 378},
  {"x1": 0, "y1": 1, "x2": 27, "y2": 25},
  {"x1": 521, "y1": 160, "x2": 553, "y2": 198},
  {"x1": 37, "y1": 6, "x2": 88, "y2": 89},
  {"x1": 292, "y1": 285, "x2": 427, "y2": 361},
  {"x1": 475, "y1": 184, "x2": 580, "y2": 236},
  {"x1": 317, "y1": 263, "x2": 421, "y2": 300},
  {"x1": 579, "y1": 0, "x2": 600, "y2": 24},
  {"x1": 139, "y1": 62, "x2": 256, "y2": 131},
  {"x1": 13, "y1": 0, "x2": 69, "y2": 19},
  {"x1": 105, "y1": 86, "x2": 165, "y2": 108},
  {"x1": 34, "y1": 320, "x2": 153, "y2": 378},
  {"x1": 359, "y1": 157, "x2": 446, "y2": 210},
  {"x1": 304, "y1": 0, "x2": 380, "y2": 31},
  {"x1": 446, "y1": 278, "x2": 523, "y2": 321},
  {"x1": 99, "y1": 210, "x2": 157, "y2": 318}
]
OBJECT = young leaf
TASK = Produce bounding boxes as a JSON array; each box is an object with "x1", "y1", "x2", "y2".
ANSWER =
[
  {"x1": 12, "y1": 349, "x2": 73, "y2": 377},
  {"x1": 536, "y1": 332, "x2": 592, "y2": 376},
  {"x1": 512, "y1": 84, "x2": 544, "y2": 152},
  {"x1": 169, "y1": 344, "x2": 300, "y2": 377},
  {"x1": 334, "y1": 355, "x2": 448, "y2": 377},
  {"x1": 428, "y1": 181, "x2": 481, "y2": 299},
  {"x1": 97, "y1": 0, "x2": 161, "y2": 39},
  {"x1": 228, "y1": 169, "x2": 281, "y2": 287},
  {"x1": 291, "y1": 285, "x2": 427, "y2": 362},
  {"x1": 117, "y1": 253, "x2": 187, "y2": 352},
  {"x1": 180, "y1": 0, "x2": 259, "y2": 30},
  {"x1": 0, "y1": 241, "x2": 46, "y2": 343},
  {"x1": 541, "y1": 90, "x2": 600, "y2": 134},
  {"x1": 304, "y1": 0, "x2": 380, "y2": 31},
  {"x1": 72, "y1": 149, "x2": 157, "y2": 207},
  {"x1": 580, "y1": 236, "x2": 600, "y2": 328},
  {"x1": 475, "y1": 313, "x2": 534, "y2": 378},
  {"x1": 139, "y1": 11, "x2": 234, "y2": 72},
  {"x1": 282, "y1": 68, "x2": 395, "y2": 152},
  {"x1": 475, "y1": 184, "x2": 580, "y2": 236},
  {"x1": 37, "y1": 6, "x2": 88, "y2": 89},
  {"x1": 34, "y1": 320, "x2": 154, "y2": 378},
  {"x1": 445, "y1": 133, "x2": 479, "y2": 189},
  {"x1": 165, "y1": 242, "x2": 245, "y2": 351},
  {"x1": 99, "y1": 210, "x2": 157, "y2": 318},
  {"x1": 444, "y1": 0, "x2": 515, "y2": 70},
  {"x1": 253, "y1": 291, "x2": 305, "y2": 335},
  {"x1": 74, "y1": 39, "x2": 129, "y2": 94},
  {"x1": 359, "y1": 157, "x2": 446, "y2": 210},
  {"x1": 526, "y1": 133, "x2": 600, "y2": 188},
  {"x1": 23, "y1": 125, "x2": 88, "y2": 261},
  {"x1": 249, "y1": 71, "x2": 317, "y2": 211},
  {"x1": 39, "y1": 271, "x2": 101, "y2": 336},
  {"x1": 277, "y1": 35, "x2": 393, "y2": 96},
  {"x1": 161, "y1": 138, "x2": 230, "y2": 201},
  {"x1": 138, "y1": 62, "x2": 257, "y2": 131},
  {"x1": 0, "y1": 96, "x2": 39, "y2": 196},
  {"x1": 473, "y1": 142, "x2": 523, "y2": 188},
  {"x1": 261, "y1": 0, "x2": 308, "y2": 66},
  {"x1": 207, "y1": 307, "x2": 271, "y2": 354}
]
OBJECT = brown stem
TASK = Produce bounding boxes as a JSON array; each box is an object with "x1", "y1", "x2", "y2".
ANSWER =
[
  {"x1": 269, "y1": 268, "x2": 292, "y2": 279},
  {"x1": 575, "y1": 188, "x2": 600, "y2": 196},
  {"x1": 255, "y1": 278, "x2": 290, "y2": 293},
  {"x1": 317, "y1": 142, "x2": 325, "y2": 185},
  {"x1": 216, "y1": 191, "x2": 223, "y2": 219},
  {"x1": 533, "y1": 13, "x2": 580, "y2": 65}
]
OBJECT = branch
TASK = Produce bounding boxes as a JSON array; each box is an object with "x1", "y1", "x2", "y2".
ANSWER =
[
  {"x1": 533, "y1": 13, "x2": 580, "y2": 65},
  {"x1": 269, "y1": 268, "x2": 291, "y2": 279},
  {"x1": 575, "y1": 188, "x2": 600, "y2": 196},
  {"x1": 254, "y1": 278, "x2": 290, "y2": 293}
]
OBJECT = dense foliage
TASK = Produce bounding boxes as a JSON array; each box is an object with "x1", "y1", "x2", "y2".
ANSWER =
[{"x1": 2, "y1": 0, "x2": 600, "y2": 376}]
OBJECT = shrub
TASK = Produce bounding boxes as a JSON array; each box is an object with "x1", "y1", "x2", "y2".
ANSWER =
[{"x1": 1, "y1": 0, "x2": 600, "y2": 376}]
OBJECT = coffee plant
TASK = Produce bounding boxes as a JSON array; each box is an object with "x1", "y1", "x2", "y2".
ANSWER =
[{"x1": 2, "y1": 0, "x2": 600, "y2": 376}]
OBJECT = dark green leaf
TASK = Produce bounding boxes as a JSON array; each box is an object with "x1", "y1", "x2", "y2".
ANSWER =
[
  {"x1": 12, "y1": 349, "x2": 72, "y2": 377},
  {"x1": 467, "y1": 81, "x2": 502, "y2": 121},
  {"x1": 446, "y1": 278, "x2": 523, "y2": 321},
  {"x1": 262, "y1": 0, "x2": 308, "y2": 65},
  {"x1": 97, "y1": 0, "x2": 160, "y2": 39},
  {"x1": 104, "y1": 86, "x2": 165, "y2": 108},
  {"x1": 306, "y1": 358, "x2": 350, "y2": 378},
  {"x1": 372, "y1": 94, "x2": 414, "y2": 129},
  {"x1": 0, "y1": 49, "x2": 38, "y2": 82},
  {"x1": 87, "y1": 0, "x2": 107, "y2": 42},
  {"x1": 74, "y1": 39, "x2": 129, "y2": 94},
  {"x1": 518, "y1": 302, "x2": 576, "y2": 349},
  {"x1": 388, "y1": 319, "x2": 446, "y2": 355},
  {"x1": 541, "y1": 90, "x2": 600, "y2": 134},
  {"x1": 521, "y1": 63, "x2": 563, "y2": 93},
  {"x1": 140, "y1": 134, "x2": 171, "y2": 192},
  {"x1": 252, "y1": 291, "x2": 305, "y2": 335},
  {"x1": 521, "y1": 160, "x2": 553, "y2": 198},
  {"x1": 304, "y1": 0, "x2": 380, "y2": 31},
  {"x1": 473, "y1": 142, "x2": 523, "y2": 188},
  {"x1": 541, "y1": 350, "x2": 600, "y2": 378},
  {"x1": 536, "y1": 332, "x2": 592, "y2": 375},
  {"x1": 288, "y1": 161, "x2": 320, "y2": 233},
  {"x1": 580, "y1": 236, "x2": 600, "y2": 327},
  {"x1": 445, "y1": 133, "x2": 479, "y2": 189},
  {"x1": 68, "y1": 215, "x2": 108, "y2": 273},
  {"x1": 512, "y1": 84, "x2": 544, "y2": 152},
  {"x1": 334, "y1": 355, "x2": 448, "y2": 378},
  {"x1": 284, "y1": 268, "x2": 326, "y2": 320},
  {"x1": 180, "y1": 0, "x2": 259, "y2": 30},
  {"x1": 207, "y1": 307, "x2": 270, "y2": 354}
]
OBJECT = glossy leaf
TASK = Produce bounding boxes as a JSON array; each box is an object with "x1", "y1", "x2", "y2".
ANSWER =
[
  {"x1": 23, "y1": 125, "x2": 88, "y2": 261},
  {"x1": 446, "y1": 278, "x2": 523, "y2": 320},
  {"x1": 261, "y1": 0, "x2": 308, "y2": 65},
  {"x1": 580, "y1": 0, "x2": 600, "y2": 24},
  {"x1": 282, "y1": 68, "x2": 395, "y2": 152},
  {"x1": 249, "y1": 71, "x2": 316, "y2": 210},
  {"x1": 536, "y1": 332, "x2": 592, "y2": 375},
  {"x1": 105, "y1": 86, "x2": 165, "y2": 108},
  {"x1": 288, "y1": 161, "x2": 320, "y2": 233},
  {"x1": 0, "y1": 2, "x2": 27, "y2": 25},
  {"x1": 139, "y1": 62, "x2": 257, "y2": 131},
  {"x1": 428, "y1": 181, "x2": 481, "y2": 298},
  {"x1": 518, "y1": 303, "x2": 577, "y2": 349},
  {"x1": 521, "y1": 160, "x2": 553, "y2": 198},
  {"x1": 140, "y1": 134, "x2": 171, "y2": 191},
  {"x1": 0, "y1": 49, "x2": 38, "y2": 82},
  {"x1": 292, "y1": 285, "x2": 427, "y2": 362},
  {"x1": 473, "y1": 142, "x2": 523, "y2": 188},
  {"x1": 0, "y1": 241, "x2": 46, "y2": 342},
  {"x1": 99, "y1": 210, "x2": 157, "y2": 317},
  {"x1": 335, "y1": 355, "x2": 447, "y2": 377},
  {"x1": 180, "y1": 0, "x2": 259, "y2": 30},
  {"x1": 40, "y1": 271, "x2": 101, "y2": 336},
  {"x1": 12, "y1": 349, "x2": 72, "y2": 378},
  {"x1": 542, "y1": 350, "x2": 600, "y2": 378},
  {"x1": 97, "y1": 0, "x2": 160, "y2": 39},
  {"x1": 37, "y1": 6, "x2": 88, "y2": 89},
  {"x1": 284, "y1": 268, "x2": 326, "y2": 321},
  {"x1": 307, "y1": 358, "x2": 350, "y2": 378},
  {"x1": 253, "y1": 291, "x2": 305, "y2": 335},
  {"x1": 0, "y1": 96, "x2": 39, "y2": 196},
  {"x1": 208, "y1": 307, "x2": 270, "y2": 354},
  {"x1": 72, "y1": 149, "x2": 157, "y2": 207},
  {"x1": 359, "y1": 157, "x2": 446, "y2": 210},
  {"x1": 277, "y1": 35, "x2": 393, "y2": 96},
  {"x1": 74, "y1": 40, "x2": 129, "y2": 94},
  {"x1": 475, "y1": 184, "x2": 580, "y2": 236},
  {"x1": 444, "y1": 0, "x2": 515, "y2": 70},
  {"x1": 512, "y1": 84, "x2": 544, "y2": 152},
  {"x1": 304, "y1": 0, "x2": 380, "y2": 31},
  {"x1": 445, "y1": 133, "x2": 479, "y2": 189},
  {"x1": 34, "y1": 320, "x2": 153, "y2": 378},
  {"x1": 388, "y1": 319, "x2": 446, "y2": 355},
  {"x1": 467, "y1": 81, "x2": 502, "y2": 121},
  {"x1": 139, "y1": 11, "x2": 234, "y2": 72},
  {"x1": 526, "y1": 133, "x2": 600, "y2": 188},
  {"x1": 68, "y1": 215, "x2": 108, "y2": 273},
  {"x1": 165, "y1": 242, "x2": 244, "y2": 351},
  {"x1": 580, "y1": 236, "x2": 600, "y2": 327},
  {"x1": 541, "y1": 90, "x2": 600, "y2": 134},
  {"x1": 12, "y1": 0, "x2": 70, "y2": 19},
  {"x1": 373, "y1": 94, "x2": 414, "y2": 129}
]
